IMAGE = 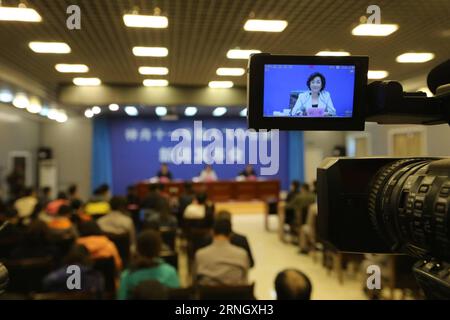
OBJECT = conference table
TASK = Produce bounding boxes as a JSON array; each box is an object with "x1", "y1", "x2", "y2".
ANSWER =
[{"x1": 136, "y1": 180, "x2": 280, "y2": 202}]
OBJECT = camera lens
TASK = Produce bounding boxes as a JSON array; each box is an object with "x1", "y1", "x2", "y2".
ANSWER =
[{"x1": 369, "y1": 158, "x2": 450, "y2": 261}]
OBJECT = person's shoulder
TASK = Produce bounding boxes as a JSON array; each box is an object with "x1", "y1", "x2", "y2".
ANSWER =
[
  {"x1": 321, "y1": 90, "x2": 331, "y2": 97},
  {"x1": 228, "y1": 242, "x2": 248, "y2": 256}
]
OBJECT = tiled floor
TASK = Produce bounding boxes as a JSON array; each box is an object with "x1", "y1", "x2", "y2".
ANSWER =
[{"x1": 232, "y1": 214, "x2": 367, "y2": 300}]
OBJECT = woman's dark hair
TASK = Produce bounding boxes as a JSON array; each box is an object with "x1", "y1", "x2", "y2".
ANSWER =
[
  {"x1": 68, "y1": 184, "x2": 77, "y2": 196},
  {"x1": 58, "y1": 205, "x2": 73, "y2": 217},
  {"x1": 130, "y1": 230, "x2": 162, "y2": 271},
  {"x1": 78, "y1": 221, "x2": 103, "y2": 237},
  {"x1": 306, "y1": 72, "x2": 326, "y2": 92},
  {"x1": 63, "y1": 244, "x2": 93, "y2": 267}
]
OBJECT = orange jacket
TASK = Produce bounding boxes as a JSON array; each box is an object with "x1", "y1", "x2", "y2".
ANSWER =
[{"x1": 77, "y1": 235, "x2": 122, "y2": 270}]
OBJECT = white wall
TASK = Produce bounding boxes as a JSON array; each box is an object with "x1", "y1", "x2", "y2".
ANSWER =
[
  {"x1": 40, "y1": 117, "x2": 92, "y2": 200},
  {"x1": 0, "y1": 106, "x2": 41, "y2": 195},
  {"x1": 349, "y1": 123, "x2": 450, "y2": 156}
]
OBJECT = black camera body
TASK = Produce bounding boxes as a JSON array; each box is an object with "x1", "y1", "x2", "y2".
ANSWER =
[
  {"x1": 247, "y1": 55, "x2": 450, "y2": 298},
  {"x1": 317, "y1": 157, "x2": 449, "y2": 260}
]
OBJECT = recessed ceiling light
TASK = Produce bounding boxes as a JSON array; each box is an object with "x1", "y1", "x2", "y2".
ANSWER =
[
  {"x1": 139, "y1": 67, "x2": 169, "y2": 75},
  {"x1": 132, "y1": 47, "x2": 168, "y2": 57},
  {"x1": 73, "y1": 77, "x2": 102, "y2": 86},
  {"x1": 209, "y1": 81, "x2": 233, "y2": 89},
  {"x1": 0, "y1": 6, "x2": 42, "y2": 22},
  {"x1": 84, "y1": 109, "x2": 94, "y2": 118},
  {"x1": 351, "y1": 24, "x2": 398, "y2": 36},
  {"x1": 155, "y1": 106, "x2": 168, "y2": 116},
  {"x1": 396, "y1": 52, "x2": 435, "y2": 63},
  {"x1": 55, "y1": 64, "x2": 89, "y2": 73},
  {"x1": 123, "y1": 14, "x2": 168, "y2": 28},
  {"x1": 240, "y1": 108, "x2": 248, "y2": 117},
  {"x1": 26, "y1": 97, "x2": 42, "y2": 114},
  {"x1": 91, "y1": 106, "x2": 101, "y2": 114},
  {"x1": 184, "y1": 106, "x2": 198, "y2": 117},
  {"x1": 40, "y1": 106, "x2": 49, "y2": 117},
  {"x1": 56, "y1": 110, "x2": 68, "y2": 123},
  {"x1": 47, "y1": 109, "x2": 59, "y2": 120},
  {"x1": 29, "y1": 42, "x2": 71, "y2": 54},
  {"x1": 227, "y1": 49, "x2": 261, "y2": 60},
  {"x1": 0, "y1": 90, "x2": 14, "y2": 103},
  {"x1": 124, "y1": 106, "x2": 139, "y2": 116},
  {"x1": 212, "y1": 107, "x2": 227, "y2": 117},
  {"x1": 316, "y1": 51, "x2": 350, "y2": 56},
  {"x1": 143, "y1": 79, "x2": 169, "y2": 87},
  {"x1": 244, "y1": 19, "x2": 288, "y2": 32},
  {"x1": 367, "y1": 70, "x2": 389, "y2": 79},
  {"x1": 108, "y1": 104, "x2": 119, "y2": 111},
  {"x1": 216, "y1": 68, "x2": 246, "y2": 76},
  {"x1": 12, "y1": 93, "x2": 29, "y2": 109}
]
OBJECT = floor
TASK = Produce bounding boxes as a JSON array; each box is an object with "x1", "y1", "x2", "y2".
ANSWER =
[{"x1": 232, "y1": 214, "x2": 368, "y2": 300}]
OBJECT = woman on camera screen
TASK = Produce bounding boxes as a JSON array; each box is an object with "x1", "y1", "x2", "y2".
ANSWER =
[{"x1": 291, "y1": 72, "x2": 336, "y2": 117}]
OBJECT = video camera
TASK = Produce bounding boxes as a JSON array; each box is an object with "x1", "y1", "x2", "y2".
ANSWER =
[{"x1": 247, "y1": 54, "x2": 450, "y2": 299}]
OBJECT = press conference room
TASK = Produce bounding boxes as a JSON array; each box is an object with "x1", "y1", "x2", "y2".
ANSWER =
[{"x1": 0, "y1": 0, "x2": 449, "y2": 303}]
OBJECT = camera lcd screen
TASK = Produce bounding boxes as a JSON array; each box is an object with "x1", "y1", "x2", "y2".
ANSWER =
[
  {"x1": 247, "y1": 54, "x2": 368, "y2": 131},
  {"x1": 263, "y1": 64, "x2": 356, "y2": 118}
]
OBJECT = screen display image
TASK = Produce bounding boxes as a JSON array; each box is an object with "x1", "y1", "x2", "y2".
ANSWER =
[{"x1": 263, "y1": 64, "x2": 356, "y2": 118}]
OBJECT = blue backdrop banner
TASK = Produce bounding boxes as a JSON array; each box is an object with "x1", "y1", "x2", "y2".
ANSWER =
[{"x1": 95, "y1": 118, "x2": 294, "y2": 195}]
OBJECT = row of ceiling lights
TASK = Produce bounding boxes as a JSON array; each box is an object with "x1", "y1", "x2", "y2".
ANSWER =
[
  {"x1": 84, "y1": 104, "x2": 248, "y2": 118},
  {"x1": 0, "y1": 88, "x2": 68, "y2": 122},
  {"x1": 1, "y1": 4, "x2": 437, "y2": 87}
]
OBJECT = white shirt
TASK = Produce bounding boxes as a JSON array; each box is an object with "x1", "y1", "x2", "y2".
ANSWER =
[
  {"x1": 291, "y1": 90, "x2": 336, "y2": 117},
  {"x1": 198, "y1": 170, "x2": 218, "y2": 182}
]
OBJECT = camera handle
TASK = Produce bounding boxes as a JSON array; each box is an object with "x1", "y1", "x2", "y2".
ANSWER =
[{"x1": 413, "y1": 259, "x2": 450, "y2": 299}]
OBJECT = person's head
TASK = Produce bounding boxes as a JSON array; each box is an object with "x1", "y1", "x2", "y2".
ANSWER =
[
  {"x1": 205, "y1": 165, "x2": 212, "y2": 172},
  {"x1": 160, "y1": 163, "x2": 168, "y2": 174},
  {"x1": 42, "y1": 187, "x2": 51, "y2": 197},
  {"x1": 245, "y1": 164, "x2": 254, "y2": 174},
  {"x1": 63, "y1": 244, "x2": 93, "y2": 267},
  {"x1": 127, "y1": 185, "x2": 137, "y2": 196},
  {"x1": 71, "y1": 199, "x2": 83, "y2": 211},
  {"x1": 307, "y1": 72, "x2": 326, "y2": 94},
  {"x1": 67, "y1": 184, "x2": 78, "y2": 198},
  {"x1": 275, "y1": 269, "x2": 312, "y2": 300},
  {"x1": 109, "y1": 196, "x2": 127, "y2": 212},
  {"x1": 94, "y1": 184, "x2": 110, "y2": 198},
  {"x1": 213, "y1": 218, "x2": 232, "y2": 239},
  {"x1": 148, "y1": 184, "x2": 158, "y2": 192},
  {"x1": 216, "y1": 210, "x2": 232, "y2": 225},
  {"x1": 22, "y1": 187, "x2": 35, "y2": 198},
  {"x1": 132, "y1": 280, "x2": 169, "y2": 300},
  {"x1": 136, "y1": 230, "x2": 162, "y2": 260},
  {"x1": 25, "y1": 220, "x2": 49, "y2": 245},
  {"x1": 196, "y1": 192, "x2": 208, "y2": 204},
  {"x1": 57, "y1": 191, "x2": 68, "y2": 200},
  {"x1": 300, "y1": 183, "x2": 310, "y2": 193},
  {"x1": 57, "y1": 205, "x2": 73, "y2": 217},
  {"x1": 78, "y1": 221, "x2": 103, "y2": 237},
  {"x1": 290, "y1": 180, "x2": 300, "y2": 193}
]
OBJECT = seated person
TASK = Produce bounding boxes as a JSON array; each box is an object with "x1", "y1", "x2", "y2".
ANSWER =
[
  {"x1": 198, "y1": 210, "x2": 255, "y2": 268},
  {"x1": 85, "y1": 185, "x2": 111, "y2": 217},
  {"x1": 194, "y1": 219, "x2": 249, "y2": 285},
  {"x1": 141, "y1": 184, "x2": 168, "y2": 211},
  {"x1": 285, "y1": 183, "x2": 316, "y2": 228},
  {"x1": 67, "y1": 184, "x2": 83, "y2": 208},
  {"x1": 98, "y1": 196, "x2": 136, "y2": 251},
  {"x1": 291, "y1": 72, "x2": 336, "y2": 117},
  {"x1": 118, "y1": 230, "x2": 179, "y2": 299},
  {"x1": 14, "y1": 187, "x2": 38, "y2": 220},
  {"x1": 143, "y1": 199, "x2": 177, "y2": 229},
  {"x1": 284, "y1": 180, "x2": 300, "y2": 226},
  {"x1": 238, "y1": 165, "x2": 257, "y2": 180},
  {"x1": 46, "y1": 192, "x2": 70, "y2": 216},
  {"x1": 156, "y1": 163, "x2": 173, "y2": 182},
  {"x1": 198, "y1": 165, "x2": 218, "y2": 182},
  {"x1": 42, "y1": 244, "x2": 105, "y2": 296},
  {"x1": 46, "y1": 205, "x2": 78, "y2": 240},
  {"x1": 76, "y1": 221, "x2": 122, "y2": 270},
  {"x1": 183, "y1": 193, "x2": 214, "y2": 228},
  {"x1": 299, "y1": 203, "x2": 318, "y2": 254},
  {"x1": 10, "y1": 220, "x2": 56, "y2": 260},
  {"x1": 38, "y1": 187, "x2": 52, "y2": 209},
  {"x1": 274, "y1": 269, "x2": 312, "y2": 300}
]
